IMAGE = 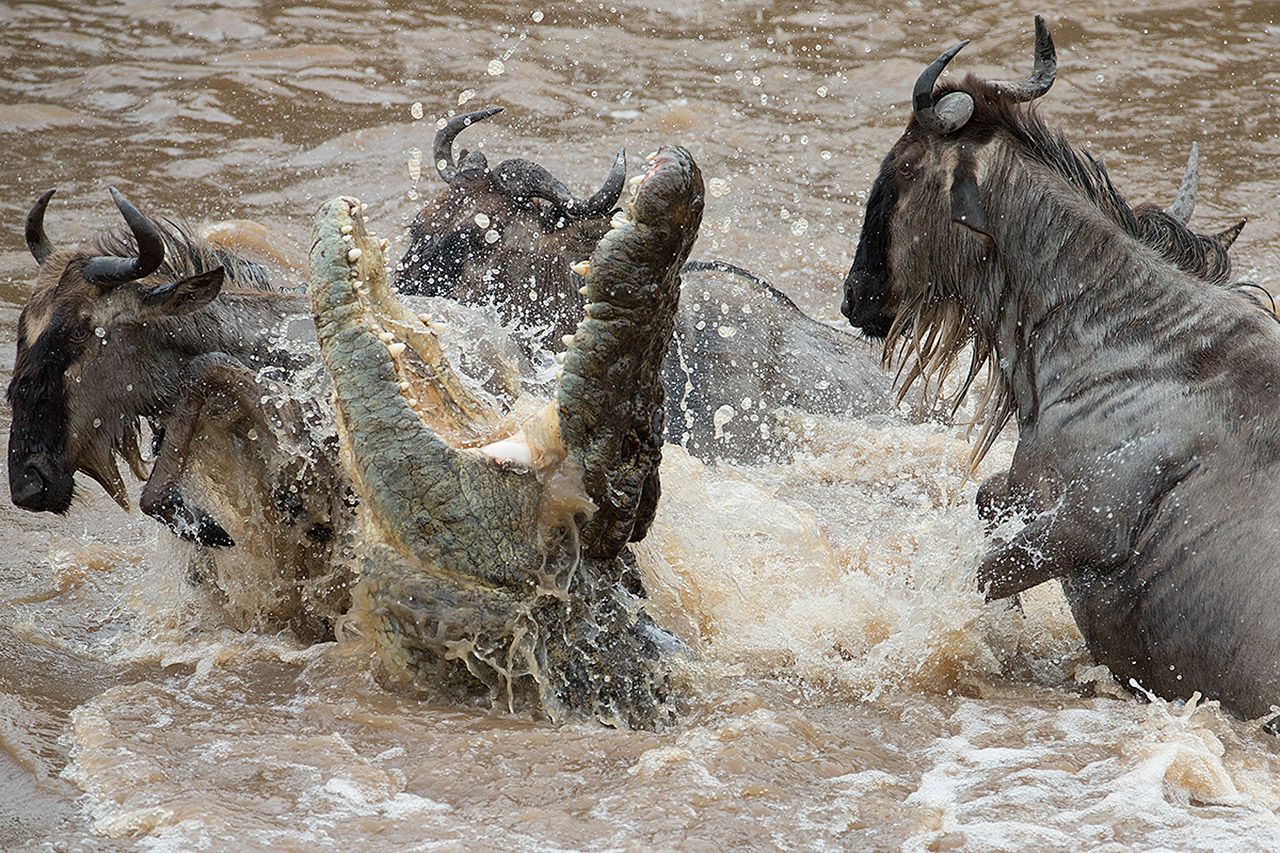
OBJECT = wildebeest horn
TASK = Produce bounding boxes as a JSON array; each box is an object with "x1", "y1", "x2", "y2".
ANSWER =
[
  {"x1": 434, "y1": 106, "x2": 504, "y2": 184},
  {"x1": 1166, "y1": 143, "x2": 1199, "y2": 224},
  {"x1": 1214, "y1": 219, "x2": 1246, "y2": 250},
  {"x1": 913, "y1": 41, "x2": 975, "y2": 135},
  {"x1": 571, "y1": 148, "x2": 627, "y2": 217},
  {"x1": 25, "y1": 188, "x2": 57, "y2": 264},
  {"x1": 82, "y1": 188, "x2": 166, "y2": 285},
  {"x1": 989, "y1": 15, "x2": 1057, "y2": 103}
]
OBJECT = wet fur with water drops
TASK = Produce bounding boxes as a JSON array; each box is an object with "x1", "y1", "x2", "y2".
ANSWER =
[{"x1": 841, "y1": 16, "x2": 1280, "y2": 719}]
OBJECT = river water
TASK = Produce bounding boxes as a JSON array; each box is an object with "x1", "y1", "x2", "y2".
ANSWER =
[{"x1": 2, "y1": 1, "x2": 1279, "y2": 849}]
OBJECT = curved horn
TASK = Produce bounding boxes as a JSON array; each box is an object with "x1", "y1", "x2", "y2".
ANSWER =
[
  {"x1": 1214, "y1": 218, "x2": 1246, "y2": 251},
  {"x1": 25, "y1": 188, "x2": 57, "y2": 264},
  {"x1": 989, "y1": 15, "x2": 1057, "y2": 102},
  {"x1": 913, "y1": 41, "x2": 975, "y2": 135},
  {"x1": 570, "y1": 148, "x2": 626, "y2": 218},
  {"x1": 82, "y1": 188, "x2": 166, "y2": 285},
  {"x1": 434, "y1": 106, "x2": 503, "y2": 184},
  {"x1": 1166, "y1": 142, "x2": 1199, "y2": 224}
]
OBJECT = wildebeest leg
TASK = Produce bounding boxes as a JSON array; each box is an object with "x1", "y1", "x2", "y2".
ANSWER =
[
  {"x1": 977, "y1": 468, "x2": 1039, "y2": 527},
  {"x1": 140, "y1": 353, "x2": 280, "y2": 548},
  {"x1": 977, "y1": 509, "x2": 1116, "y2": 601}
]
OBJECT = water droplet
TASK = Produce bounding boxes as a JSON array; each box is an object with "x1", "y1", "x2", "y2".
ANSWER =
[
  {"x1": 790, "y1": 218, "x2": 809, "y2": 236},
  {"x1": 247, "y1": 428, "x2": 259, "y2": 441},
  {"x1": 410, "y1": 101, "x2": 424, "y2": 120},
  {"x1": 531, "y1": 9, "x2": 544, "y2": 22},
  {"x1": 92, "y1": 418, "x2": 101, "y2": 428},
  {"x1": 407, "y1": 147, "x2": 422, "y2": 182},
  {"x1": 474, "y1": 213, "x2": 491, "y2": 228},
  {"x1": 709, "y1": 177, "x2": 730, "y2": 198},
  {"x1": 817, "y1": 85, "x2": 829, "y2": 97},
  {"x1": 125, "y1": 384, "x2": 133, "y2": 392},
  {"x1": 751, "y1": 75, "x2": 762, "y2": 87},
  {"x1": 487, "y1": 59, "x2": 505, "y2": 76},
  {"x1": 457, "y1": 89, "x2": 476, "y2": 106},
  {"x1": 1095, "y1": 73, "x2": 1105, "y2": 83},
  {"x1": 717, "y1": 325, "x2": 738, "y2": 338},
  {"x1": 94, "y1": 326, "x2": 106, "y2": 338},
  {"x1": 484, "y1": 229, "x2": 500, "y2": 244}
]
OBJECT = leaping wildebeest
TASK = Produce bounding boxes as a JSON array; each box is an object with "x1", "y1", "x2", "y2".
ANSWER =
[{"x1": 840, "y1": 16, "x2": 1278, "y2": 718}]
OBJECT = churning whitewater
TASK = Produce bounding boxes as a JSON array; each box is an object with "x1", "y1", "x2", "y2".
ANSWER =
[{"x1": 2, "y1": 1, "x2": 1279, "y2": 850}]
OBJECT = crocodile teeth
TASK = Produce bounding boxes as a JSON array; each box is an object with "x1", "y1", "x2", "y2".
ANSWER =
[
  {"x1": 398, "y1": 380, "x2": 411, "y2": 391},
  {"x1": 341, "y1": 224, "x2": 353, "y2": 235},
  {"x1": 610, "y1": 212, "x2": 629, "y2": 229},
  {"x1": 629, "y1": 174, "x2": 644, "y2": 185},
  {"x1": 578, "y1": 285, "x2": 589, "y2": 296},
  {"x1": 347, "y1": 248, "x2": 363, "y2": 262},
  {"x1": 561, "y1": 334, "x2": 575, "y2": 347},
  {"x1": 387, "y1": 342, "x2": 406, "y2": 357},
  {"x1": 571, "y1": 260, "x2": 590, "y2": 277},
  {"x1": 645, "y1": 151, "x2": 658, "y2": 162},
  {"x1": 417, "y1": 312, "x2": 432, "y2": 325},
  {"x1": 554, "y1": 352, "x2": 566, "y2": 364},
  {"x1": 378, "y1": 331, "x2": 395, "y2": 343}
]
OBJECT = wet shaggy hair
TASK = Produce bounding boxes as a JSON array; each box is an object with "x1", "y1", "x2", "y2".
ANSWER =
[
  {"x1": 93, "y1": 218, "x2": 275, "y2": 293},
  {"x1": 886, "y1": 77, "x2": 1255, "y2": 465},
  {"x1": 950, "y1": 77, "x2": 1236, "y2": 284}
]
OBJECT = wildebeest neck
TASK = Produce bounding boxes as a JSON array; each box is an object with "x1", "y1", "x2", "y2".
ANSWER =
[{"x1": 974, "y1": 149, "x2": 1272, "y2": 434}]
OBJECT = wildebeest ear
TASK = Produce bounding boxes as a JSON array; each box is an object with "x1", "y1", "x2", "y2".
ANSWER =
[
  {"x1": 139, "y1": 267, "x2": 225, "y2": 315},
  {"x1": 950, "y1": 157, "x2": 992, "y2": 245}
]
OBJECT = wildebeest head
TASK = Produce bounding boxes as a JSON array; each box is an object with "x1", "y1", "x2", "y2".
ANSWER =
[
  {"x1": 7, "y1": 188, "x2": 231, "y2": 513},
  {"x1": 394, "y1": 107, "x2": 626, "y2": 346},
  {"x1": 841, "y1": 16, "x2": 1245, "y2": 341}
]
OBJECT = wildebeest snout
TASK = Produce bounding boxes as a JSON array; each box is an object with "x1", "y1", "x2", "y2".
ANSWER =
[{"x1": 8, "y1": 453, "x2": 72, "y2": 513}]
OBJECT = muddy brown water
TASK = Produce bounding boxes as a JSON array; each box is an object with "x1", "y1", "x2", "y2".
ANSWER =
[{"x1": 2, "y1": 1, "x2": 1279, "y2": 849}]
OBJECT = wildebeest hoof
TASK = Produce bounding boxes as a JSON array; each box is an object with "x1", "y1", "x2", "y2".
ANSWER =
[{"x1": 142, "y1": 483, "x2": 235, "y2": 548}]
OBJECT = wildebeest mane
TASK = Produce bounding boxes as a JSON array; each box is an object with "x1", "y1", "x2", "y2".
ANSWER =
[
  {"x1": 886, "y1": 78, "x2": 1256, "y2": 467},
  {"x1": 950, "y1": 76, "x2": 1235, "y2": 285},
  {"x1": 92, "y1": 218, "x2": 274, "y2": 291}
]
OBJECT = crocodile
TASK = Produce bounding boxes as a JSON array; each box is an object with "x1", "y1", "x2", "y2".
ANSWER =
[{"x1": 307, "y1": 147, "x2": 703, "y2": 727}]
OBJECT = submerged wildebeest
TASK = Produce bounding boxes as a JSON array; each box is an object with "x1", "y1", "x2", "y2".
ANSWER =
[
  {"x1": 7, "y1": 188, "x2": 352, "y2": 639},
  {"x1": 841, "y1": 16, "x2": 1280, "y2": 718}
]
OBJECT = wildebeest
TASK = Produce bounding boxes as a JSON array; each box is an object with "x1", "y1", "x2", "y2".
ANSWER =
[
  {"x1": 8, "y1": 188, "x2": 351, "y2": 639},
  {"x1": 394, "y1": 109, "x2": 927, "y2": 460},
  {"x1": 841, "y1": 16, "x2": 1280, "y2": 718},
  {"x1": 394, "y1": 107, "x2": 626, "y2": 348}
]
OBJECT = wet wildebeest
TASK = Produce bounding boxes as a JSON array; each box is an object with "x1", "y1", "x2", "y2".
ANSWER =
[
  {"x1": 7, "y1": 188, "x2": 350, "y2": 639},
  {"x1": 841, "y1": 16, "x2": 1280, "y2": 719},
  {"x1": 395, "y1": 106, "x2": 626, "y2": 347},
  {"x1": 394, "y1": 108, "x2": 919, "y2": 460}
]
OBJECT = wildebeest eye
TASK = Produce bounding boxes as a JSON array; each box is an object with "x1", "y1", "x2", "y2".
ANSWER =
[
  {"x1": 896, "y1": 161, "x2": 915, "y2": 181},
  {"x1": 65, "y1": 320, "x2": 92, "y2": 345}
]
